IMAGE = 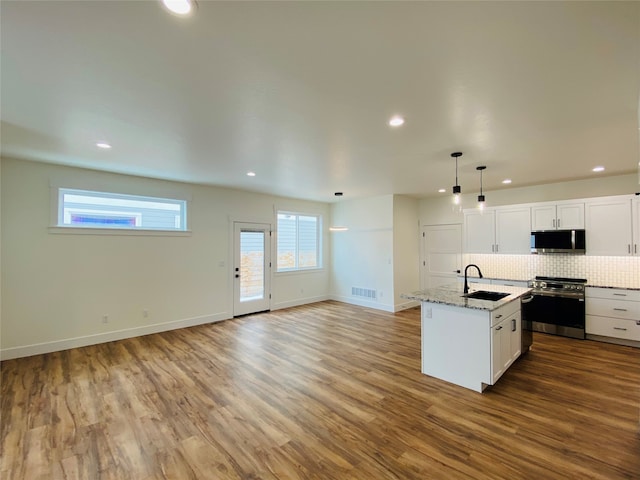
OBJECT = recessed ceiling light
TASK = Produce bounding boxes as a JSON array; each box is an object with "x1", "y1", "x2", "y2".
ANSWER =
[
  {"x1": 96, "y1": 142, "x2": 112, "y2": 149},
  {"x1": 592, "y1": 166, "x2": 605, "y2": 172},
  {"x1": 502, "y1": 179, "x2": 512, "y2": 184},
  {"x1": 162, "y1": 0, "x2": 195, "y2": 15},
  {"x1": 247, "y1": 171, "x2": 256, "y2": 177},
  {"x1": 438, "y1": 188, "x2": 446, "y2": 193},
  {"x1": 388, "y1": 115, "x2": 405, "y2": 127},
  {"x1": 329, "y1": 226, "x2": 349, "y2": 232}
]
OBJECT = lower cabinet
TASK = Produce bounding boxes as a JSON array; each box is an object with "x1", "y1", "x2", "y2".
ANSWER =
[
  {"x1": 586, "y1": 287, "x2": 640, "y2": 346},
  {"x1": 420, "y1": 298, "x2": 522, "y2": 392},
  {"x1": 492, "y1": 310, "x2": 522, "y2": 383}
]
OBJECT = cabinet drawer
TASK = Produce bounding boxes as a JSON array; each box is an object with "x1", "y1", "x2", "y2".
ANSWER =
[
  {"x1": 586, "y1": 298, "x2": 640, "y2": 320},
  {"x1": 586, "y1": 315, "x2": 640, "y2": 341},
  {"x1": 491, "y1": 300, "x2": 520, "y2": 327},
  {"x1": 586, "y1": 287, "x2": 640, "y2": 302}
]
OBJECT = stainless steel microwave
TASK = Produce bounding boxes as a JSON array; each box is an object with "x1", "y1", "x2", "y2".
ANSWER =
[{"x1": 530, "y1": 229, "x2": 586, "y2": 254}]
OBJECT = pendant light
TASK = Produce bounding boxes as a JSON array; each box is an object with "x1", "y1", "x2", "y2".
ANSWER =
[
  {"x1": 451, "y1": 152, "x2": 462, "y2": 205},
  {"x1": 476, "y1": 165, "x2": 486, "y2": 210}
]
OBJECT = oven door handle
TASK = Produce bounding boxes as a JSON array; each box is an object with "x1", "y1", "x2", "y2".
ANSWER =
[
  {"x1": 531, "y1": 291, "x2": 584, "y2": 300},
  {"x1": 521, "y1": 295, "x2": 534, "y2": 304}
]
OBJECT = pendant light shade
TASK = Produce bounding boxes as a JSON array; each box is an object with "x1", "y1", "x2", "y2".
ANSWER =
[
  {"x1": 476, "y1": 165, "x2": 486, "y2": 210},
  {"x1": 451, "y1": 152, "x2": 463, "y2": 205}
]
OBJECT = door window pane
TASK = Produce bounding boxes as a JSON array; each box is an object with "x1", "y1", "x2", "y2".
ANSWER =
[{"x1": 240, "y1": 231, "x2": 265, "y2": 302}]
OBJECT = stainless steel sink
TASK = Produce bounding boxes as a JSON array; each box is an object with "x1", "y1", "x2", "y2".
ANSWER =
[{"x1": 463, "y1": 290, "x2": 510, "y2": 301}]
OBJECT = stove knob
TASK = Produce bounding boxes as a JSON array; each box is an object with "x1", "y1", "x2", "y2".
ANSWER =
[{"x1": 540, "y1": 282, "x2": 547, "y2": 289}]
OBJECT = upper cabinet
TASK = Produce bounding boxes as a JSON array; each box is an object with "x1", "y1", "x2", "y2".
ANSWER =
[
  {"x1": 585, "y1": 197, "x2": 633, "y2": 256},
  {"x1": 464, "y1": 209, "x2": 496, "y2": 254},
  {"x1": 465, "y1": 207, "x2": 530, "y2": 254},
  {"x1": 531, "y1": 202, "x2": 584, "y2": 231},
  {"x1": 464, "y1": 194, "x2": 637, "y2": 257}
]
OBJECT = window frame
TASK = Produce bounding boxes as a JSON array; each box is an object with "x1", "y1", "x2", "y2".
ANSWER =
[
  {"x1": 276, "y1": 211, "x2": 323, "y2": 273},
  {"x1": 50, "y1": 187, "x2": 190, "y2": 236}
]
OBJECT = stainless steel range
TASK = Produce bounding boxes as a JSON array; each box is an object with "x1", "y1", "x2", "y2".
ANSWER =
[{"x1": 523, "y1": 276, "x2": 587, "y2": 339}]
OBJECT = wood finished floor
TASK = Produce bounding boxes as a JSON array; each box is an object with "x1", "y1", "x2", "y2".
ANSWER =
[{"x1": 1, "y1": 300, "x2": 639, "y2": 479}]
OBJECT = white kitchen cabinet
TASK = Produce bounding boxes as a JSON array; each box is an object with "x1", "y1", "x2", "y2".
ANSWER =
[
  {"x1": 633, "y1": 197, "x2": 640, "y2": 256},
  {"x1": 495, "y1": 207, "x2": 531, "y2": 254},
  {"x1": 464, "y1": 210, "x2": 495, "y2": 254},
  {"x1": 586, "y1": 287, "x2": 640, "y2": 346},
  {"x1": 420, "y1": 293, "x2": 524, "y2": 392},
  {"x1": 531, "y1": 202, "x2": 584, "y2": 231},
  {"x1": 464, "y1": 207, "x2": 530, "y2": 254},
  {"x1": 491, "y1": 308, "x2": 521, "y2": 383},
  {"x1": 585, "y1": 198, "x2": 633, "y2": 256}
]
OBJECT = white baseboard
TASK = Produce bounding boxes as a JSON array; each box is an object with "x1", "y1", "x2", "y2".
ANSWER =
[
  {"x1": 271, "y1": 295, "x2": 330, "y2": 311},
  {"x1": 394, "y1": 300, "x2": 420, "y2": 312},
  {"x1": 0, "y1": 312, "x2": 230, "y2": 361},
  {"x1": 329, "y1": 294, "x2": 395, "y2": 313}
]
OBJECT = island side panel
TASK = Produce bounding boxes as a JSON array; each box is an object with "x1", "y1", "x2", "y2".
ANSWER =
[{"x1": 421, "y1": 302, "x2": 491, "y2": 393}]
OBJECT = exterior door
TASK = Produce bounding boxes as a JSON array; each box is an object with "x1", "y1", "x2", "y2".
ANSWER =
[
  {"x1": 234, "y1": 222, "x2": 271, "y2": 316},
  {"x1": 421, "y1": 224, "x2": 462, "y2": 289}
]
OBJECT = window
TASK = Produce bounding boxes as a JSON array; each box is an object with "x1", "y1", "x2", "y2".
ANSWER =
[
  {"x1": 56, "y1": 188, "x2": 187, "y2": 231},
  {"x1": 277, "y1": 212, "x2": 321, "y2": 271}
]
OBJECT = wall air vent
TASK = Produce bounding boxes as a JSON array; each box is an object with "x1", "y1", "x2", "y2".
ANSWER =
[{"x1": 351, "y1": 287, "x2": 377, "y2": 300}]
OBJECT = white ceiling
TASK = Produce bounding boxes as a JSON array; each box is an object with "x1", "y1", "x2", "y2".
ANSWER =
[{"x1": 2, "y1": 1, "x2": 639, "y2": 202}]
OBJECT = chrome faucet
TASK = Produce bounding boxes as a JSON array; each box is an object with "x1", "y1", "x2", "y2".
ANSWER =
[{"x1": 463, "y1": 264, "x2": 484, "y2": 294}]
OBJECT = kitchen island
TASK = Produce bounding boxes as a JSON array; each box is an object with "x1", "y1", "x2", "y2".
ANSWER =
[{"x1": 402, "y1": 283, "x2": 531, "y2": 393}]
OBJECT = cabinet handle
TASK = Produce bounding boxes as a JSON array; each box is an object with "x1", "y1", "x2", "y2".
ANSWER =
[
  {"x1": 552, "y1": 219, "x2": 556, "y2": 228},
  {"x1": 512, "y1": 318, "x2": 516, "y2": 332},
  {"x1": 496, "y1": 314, "x2": 503, "y2": 319},
  {"x1": 635, "y1": 244, "x2": 638, "y2": 254},
  {"x1": 628, "y1": 244, "x2": 631, "y2": 254},
  {"x1": 496, "y1": 326, "x2": 503, "y2": 331},
  {"x1": 557, "y1": 218, "x2": 560, "y2": 228},
  {"x1": 613, "y1": 308, "x2": 628, "y2": 312},
  {"x1": 613, "y1": 327, "x2": 627, "y2": 331},
  {"x1": 495, "y1": 244, "x2": 499, "y2": 252},
  {"x1": 492, "y1": 244, "x2": 495, "y2": 252},
  {"x1": 613, "y1": 293, "x2": 627, "y2": 296}
]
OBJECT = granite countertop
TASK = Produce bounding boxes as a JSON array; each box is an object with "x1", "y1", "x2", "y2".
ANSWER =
[
  {"x1": 401, "y1": 283, "x2": 532, "y2": 312},
  {"x1": 586, "y1": 284, "x2": 640, "y2": 291}
]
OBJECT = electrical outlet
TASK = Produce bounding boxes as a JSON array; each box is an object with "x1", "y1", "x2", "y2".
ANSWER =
[
  {"x1": 143, "y1": 309, "x2": 149, "y2": 318},
  {"x1": 425, "y1": 308, "x2": 432, "y2": 319},
  {"x1": 102, "y1": 314, "x2": 109, "y2": 324}
]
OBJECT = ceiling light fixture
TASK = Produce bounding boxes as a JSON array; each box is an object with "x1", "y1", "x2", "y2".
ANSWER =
[
  {"x1": 162, "y1": 0, "x2": 196, "y2": 16},
  {"x1": 96, "y1": 142, "x2": 112, "y2": 149},
  {"x1": 476, "y1": 165, "x2": 486, "y2": 210},
  {"x1": 502, "y1": 179, "x2": 512, "y2": 184},
  {"x1": 388, "y1": 115, "x2": 405, "y2": 127},
  {"x1": 451, "y1": 152, "x2": 463, "y2": 205},
  {"x1": 592, "y1": 166, "x2": 605, "y2": 172},
  {"x1": 247, "y1": 171, "x2": 256, "y2": 177}
]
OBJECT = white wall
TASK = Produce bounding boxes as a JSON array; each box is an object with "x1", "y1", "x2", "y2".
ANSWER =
[
  {"x1": 393, "y1": 195, "x2": 420, "y2": 310},
  {"x1": 330, "y1": 195, "x2": 395, "y2": 311},
  {"x1": 0, "y1": 158, "x2": 330, "y2": 359},
  {"x1": 329, "y1": 194, "x2": 421, "y2": 312}
]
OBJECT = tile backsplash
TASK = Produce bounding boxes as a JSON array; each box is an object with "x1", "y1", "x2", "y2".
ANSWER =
[{"x1": 465, "y1": 254, "x2": 640, "y2": 288}]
